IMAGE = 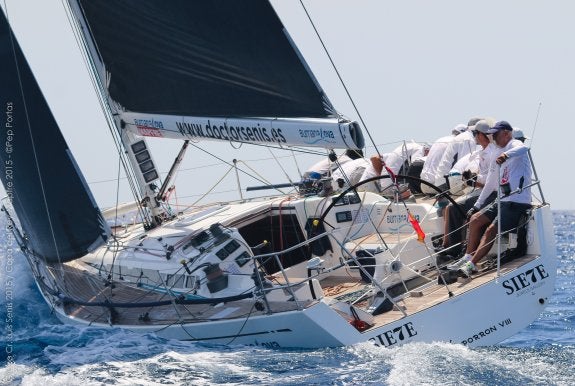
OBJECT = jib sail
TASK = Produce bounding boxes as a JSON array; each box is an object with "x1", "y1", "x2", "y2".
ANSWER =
[{"x1": 0, "y1": 11, "x2": 110, "y2": 263}]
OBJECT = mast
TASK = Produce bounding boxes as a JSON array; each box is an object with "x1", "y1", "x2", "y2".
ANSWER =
[{"x1": 118, "y1": 122, "x2": 165, "y2": 224}]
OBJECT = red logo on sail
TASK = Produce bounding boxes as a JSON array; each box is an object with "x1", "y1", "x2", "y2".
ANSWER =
[
  {"x1": 134, "y1": 118, "x2": 164, "y2": 137},
  {"x1": 137, "y1": 126, "x2": 164, "y2": 137}
]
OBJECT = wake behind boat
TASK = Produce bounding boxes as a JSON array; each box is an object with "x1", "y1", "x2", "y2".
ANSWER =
[{"x1": 0, "y1": 1, "x2": 556, "y2": 349}]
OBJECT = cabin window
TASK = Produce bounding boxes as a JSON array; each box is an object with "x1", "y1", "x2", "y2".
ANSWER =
[{"x1": 237, "y1": 213, "x2": 310, "y2": 274}]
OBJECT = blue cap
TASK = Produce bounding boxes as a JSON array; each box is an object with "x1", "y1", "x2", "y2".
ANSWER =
[
  {"x1": 486, "y1": 120, "x2": 513, "y2": 134},
  {"x1": 308, "y1": 171, "x2": 322, "y2": 180}
]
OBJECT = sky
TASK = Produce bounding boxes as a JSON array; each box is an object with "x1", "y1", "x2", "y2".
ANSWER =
[{"x1": 2, "y1": 0, "x2": 574, "y2": 210}]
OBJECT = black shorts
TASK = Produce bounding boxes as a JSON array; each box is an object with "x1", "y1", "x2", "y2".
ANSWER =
[
  {"x1": 483, "y1": 201, "x2": 532, "y2": 232},
  {"x1": 478, "y1": 191, "x2": 497, "y2": 210}
]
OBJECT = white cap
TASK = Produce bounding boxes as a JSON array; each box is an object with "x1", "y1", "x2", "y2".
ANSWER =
[
  {"x1": 474, "y1": 119, "x2": 492, "y2": 134},
  {"x1": 467, "y1": 117, "x2": 482, "y2": 127},
  {"x1": 452, "y1": 123, "x2": 468, "y2": 135},
  {"x1": 513, "y1": 128, "x2": 529, "y2": 140}
]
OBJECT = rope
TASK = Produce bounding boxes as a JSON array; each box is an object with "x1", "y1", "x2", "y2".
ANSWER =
[
  {"x1": 298, "y1": 0, "x2": 381, "y2": 156},
  {"x1": 188, "y1": 165, "x2": 235, "y2": 207}
]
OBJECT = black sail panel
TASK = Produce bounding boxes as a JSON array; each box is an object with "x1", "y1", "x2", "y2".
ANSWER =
[
  {"x1": 77, "y1": 0, "x2": 336, "y2": 118},
  {"x1": 0, "y1": 12, "x2": 109, "y2": 263}
]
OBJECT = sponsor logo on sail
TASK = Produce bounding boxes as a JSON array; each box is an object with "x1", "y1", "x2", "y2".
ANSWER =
[
  {"x1": 298, "y1": 128, "x2": 336, "y2": 145},
  {"x1": 175, "y1": 120, "x2": 286, "y2": 144},
  {"x1": 134, "y1": 118, "x2": 164, "y2": 137}
]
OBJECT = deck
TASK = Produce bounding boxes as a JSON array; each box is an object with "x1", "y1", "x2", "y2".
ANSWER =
[
  {"x1": 44, "y1": 263, "x2": 310, "y2": 326},
  {"x1": 319, "y1": 254, "x2": 538, "y2": 328},
  {"x1": 42, "y1": 254, "x2": 537, "y2": 331}
]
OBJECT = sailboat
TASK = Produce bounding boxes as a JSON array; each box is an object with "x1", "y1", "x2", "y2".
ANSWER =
[{"x1": 1, "y1": 1, "x2": 556, "y2": 349}]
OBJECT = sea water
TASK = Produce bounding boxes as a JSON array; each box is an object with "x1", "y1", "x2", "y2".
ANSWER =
[{"x1": 1, "y1": 212, "x2": 573, "y2": 385}]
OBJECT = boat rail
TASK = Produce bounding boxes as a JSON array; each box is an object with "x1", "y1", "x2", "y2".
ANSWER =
[{"x1": 492, "y1": 149, "x2": 544, "y2": 278}]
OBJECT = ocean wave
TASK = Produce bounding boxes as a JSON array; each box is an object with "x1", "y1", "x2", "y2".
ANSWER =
[{"x1": 1, "y1": 213, "x2": 574, "y2": 385}]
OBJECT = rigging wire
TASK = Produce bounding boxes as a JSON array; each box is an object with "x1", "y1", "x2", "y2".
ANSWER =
[
  {"x1": 291, "y1": 149, "x2": 304, "y2": 179},
  {"x1": 529, "y1": 102, "x2": 542, "y2": 148},
  {"x1": 238, "y1": 160, "x2": 290, "y2": 195},
  {"x1": 108, "y1": 152, "x2": 124, "y2": 285},
  {"x1": 268, "y1": 147, "x2": 294, "y2": 185},
  {"x1": 298, "y1": 0, "x2": 381, "y2": 157},
  {"x1": 186, "y1": 165, "x2": 235, "y2": 208},
  {"x1": 188, "y1": 142, "x2": 290, "y2": 194}
]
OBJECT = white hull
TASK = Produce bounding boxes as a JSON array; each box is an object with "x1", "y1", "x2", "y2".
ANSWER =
[
  {"x1": 26, "y1": 201, "x2": 556, "y2": 349},
  {"x1": 43, "y1": 253, "x2": 554, "y2": 349}
]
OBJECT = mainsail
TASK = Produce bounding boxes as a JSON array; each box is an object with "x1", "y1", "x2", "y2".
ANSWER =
[
  {"x1": 0, "y1": 11, "x2": 110, "y2": 263},
  {"x1": 73, "y1": 0, "x2": 364, "y2": 149}
]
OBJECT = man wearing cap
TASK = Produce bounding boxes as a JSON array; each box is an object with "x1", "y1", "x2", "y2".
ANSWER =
[
  {"x1": 450, "y1": 120, "x2": 531, "y2": 277},
  {"x1": 431, "y1": 117, "x2": 482, "y2": 194},
  {"x1": 512, "y1": 128, "x2": 529, "y2": 143},
  {"x1": 420, "y1": 121, "x2": 475, "y2": 194},
  {"x1": 439, "y1": 120, "x2": 496, "y2": 257}
]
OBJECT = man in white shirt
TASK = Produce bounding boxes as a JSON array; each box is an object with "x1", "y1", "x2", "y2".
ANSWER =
[
  {"x1": 357, "y1": 141, "x2": 426, "y2": 193},
  {"x1": 305, "y1": 149, "x2": 364, "y2": 177},
  {"x1": 420, "y1": 132, "x2": 456, "y2": 194},
  {"x1": 451, "y1": 121, "x2": 531, "y2": 277},
  {"x1": 430, "y1": 118, "x2": 482, "y2": 193},
  {"x1": 439, "y1": 120, "x2": 496, "y2": 256},
  {"x1": 512, "y1": 128, "x2": 529, "y2": 143}
]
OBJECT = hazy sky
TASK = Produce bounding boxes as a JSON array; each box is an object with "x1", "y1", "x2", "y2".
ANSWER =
[{"x1": 2, "y1": 1, "x2": 574, "y2": 210}]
